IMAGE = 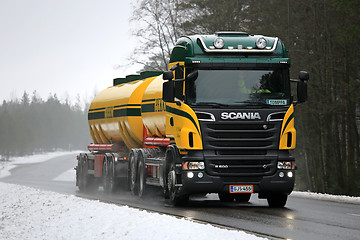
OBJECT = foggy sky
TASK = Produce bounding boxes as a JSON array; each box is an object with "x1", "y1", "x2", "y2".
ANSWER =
[{"x1": 0, "y1": 0, "x2": 139, "y2": 104}]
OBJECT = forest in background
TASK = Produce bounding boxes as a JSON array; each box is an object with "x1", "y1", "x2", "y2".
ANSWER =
[
  {"x1": 130, "y1": 0, "x2": 360, "y2": 195},
  {"x1": 0, "y1": 91, "x2": 90, "y2": 160}
]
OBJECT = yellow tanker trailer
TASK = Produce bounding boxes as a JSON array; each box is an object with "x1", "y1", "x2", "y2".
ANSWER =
[{"x1": 76, "y1": 32, "x2": 309, "y2": 207}]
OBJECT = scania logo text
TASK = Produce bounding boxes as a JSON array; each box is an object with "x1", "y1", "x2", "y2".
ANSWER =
[{"x1": 221, "y1": 112, "x2": 261, "y2": 120}]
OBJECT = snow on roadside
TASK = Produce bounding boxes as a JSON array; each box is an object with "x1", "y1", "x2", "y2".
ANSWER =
[
  {"x1": 291, "y1": 191, "x2": 360, "y2": 205},
  {"x1": 0, "y1": 182, "x2": 264, "y2": 240},
  {"x1": 0, "y1": 151, "x2": 80, "y2": 178}
]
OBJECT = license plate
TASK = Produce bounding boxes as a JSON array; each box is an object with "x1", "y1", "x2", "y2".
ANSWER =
[{"x1": 229, "y1": 185, "x2": 253, "y2": 193}]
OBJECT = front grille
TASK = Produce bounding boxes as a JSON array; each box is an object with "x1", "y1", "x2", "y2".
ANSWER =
[
  {"x1": 200, "y1": 120, "x2": 281, "y2": 176},
  {"x1": 203, "y1": 122, "x2": 279, "y2": 150}
]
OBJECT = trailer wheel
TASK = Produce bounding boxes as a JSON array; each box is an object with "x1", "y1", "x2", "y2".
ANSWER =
[
  {"x1": 102, "y1": 157, "x2": 108, "y2": 192},
  {"x1": 167, "y1": 161, "x2": 188, "y2": 206},
  {"x1": 102, "y1": 159, "x2": 109, "y2": 192},
  {"x1": 107, "y1": 159, "x2": 117, "y2": 193},
  {"x1": 267, "y1": 194, "x2": 288, "y2": 208},
  {"x1": 137, "y1": 154, "x2": 147, "y2": 198},
  {"x1": 128, "y1": 150, "x2": 138, "y2": 195},
  {"x1": 103, "y1": 157, "x2": 116, "y2": 193},
  {"x1": 78, "y1": 158, "x2": 89, "y2": 192}
]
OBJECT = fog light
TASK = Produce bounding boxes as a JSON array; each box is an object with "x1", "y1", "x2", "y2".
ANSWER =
[
  {"x1": 198, "y1": 172, "x2": 204, "y2": 178},
  {"x1": 279, "y1": 172, "x2": 284, "y2": 178},
  {"x1": 187, "y1": 172, "x2": 194, "y2": 179},
  {"x1": 287, "y1": 172, "x2": 293, "y2": 178}
]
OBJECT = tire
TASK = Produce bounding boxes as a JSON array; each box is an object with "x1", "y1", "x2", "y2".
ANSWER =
[
  {"x1": 128, "y1": 150, "x2": 138, "y2": 195},
  {"x1": 76, "y1": 157, "x2": 81, "y2": 187},
  {"x1": 102, "y1": 159, "x2": 110, "y2": 192},
  {"x1": 78, "y1": 158, "x2": 89, "y2": 192},
  {"x1": 107, "y1": 160, "x2": 117, "y2": 193},
  {"x1": 218, "y1": 192, "x2": 235, "y2": 202},
  {"x1": 167, "y1": 162, "x2": 188, "y2": 206},
  {"x1": 267, "y1": 194, "x2": 288, "y2": 208},
  {"x1": 234, "y1": 193, "x2": 251, "y2": 203},
  {"x1": 137, "y1": 155, "x2": 147, "y2": 198}
]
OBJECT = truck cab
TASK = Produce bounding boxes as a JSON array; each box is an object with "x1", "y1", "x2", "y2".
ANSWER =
[{"x1": 162, "y1": 32, "x2": 309, "y2": 207}]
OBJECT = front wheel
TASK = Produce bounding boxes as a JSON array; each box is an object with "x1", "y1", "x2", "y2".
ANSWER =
[
  {"x1": 167, "y1": 162, "x2": 188, "y2": 206},
  {"x1": 267, "y1": 194, "x2": 288, "y2": 208}
]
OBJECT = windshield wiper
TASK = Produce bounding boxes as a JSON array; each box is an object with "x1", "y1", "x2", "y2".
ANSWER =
[{"x1": 194, "y1": 102, "x2": 230, "y2": 107}]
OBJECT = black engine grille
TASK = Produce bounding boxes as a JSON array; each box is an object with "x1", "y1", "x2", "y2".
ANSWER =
[
  {"x1": 204, "y1": 123, "x2": 278, "y2": 149},
  {"x1": 200, "y1": 121, "x2": 281, "y2": 176}
]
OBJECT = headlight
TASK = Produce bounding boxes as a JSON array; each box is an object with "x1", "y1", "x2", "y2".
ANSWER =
[
  {"x1": 183, "y1": 162, "x2": 205, "y2": 170},
  {"x1": 277, "y1": 161, "x2": 295, "y2": 170},
  {"x1": 213, "y1": 37, "x2": 225, "y2": 49},
  {"x1": 256, "y1": 37, "x2": 267, "y2": 49}
]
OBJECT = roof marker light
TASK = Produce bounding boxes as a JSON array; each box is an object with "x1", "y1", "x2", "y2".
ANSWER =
[
  {"x1": 213, "y1": 37, "x2": 225, "y2": 49},
  {"x1": 256, "y1": 37, "x2": 267, "y2": 49}
]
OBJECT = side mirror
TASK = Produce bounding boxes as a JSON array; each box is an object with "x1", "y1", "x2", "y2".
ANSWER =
[
  {"x1": 162, "y1": 81, "x2": 174, "y2": 102},
  {"x1": 297, "y1": 80, "x2": 307, "y2": 103},
  {"x1": 298, "y1": 71, "x2": 309, "y2": 103},
  {"x1": 163, "y1": 71, "x2": 174, "y2": 81}
]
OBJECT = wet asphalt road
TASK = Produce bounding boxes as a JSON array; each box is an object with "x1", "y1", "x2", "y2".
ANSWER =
[{"x1": 1, "y1": 153, "x2": 360, "y2": 240}]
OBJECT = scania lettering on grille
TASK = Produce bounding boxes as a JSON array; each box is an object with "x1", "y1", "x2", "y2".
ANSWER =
[{"x1": 221, "y1": 112, "x2": 261, "y2": 120}]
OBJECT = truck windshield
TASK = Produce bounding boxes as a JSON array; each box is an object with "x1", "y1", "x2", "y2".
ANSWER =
[{"x1": 186, "y1": 69, "x2": 290, "y2": 106}]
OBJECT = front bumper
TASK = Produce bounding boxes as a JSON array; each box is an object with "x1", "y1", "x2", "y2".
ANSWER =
[
  {"x1": 180, "y1": 169, "x2": 295, "y2": 195},
  {"x1": 178, "y1": 150, "x2": 295, "y2": 195}
]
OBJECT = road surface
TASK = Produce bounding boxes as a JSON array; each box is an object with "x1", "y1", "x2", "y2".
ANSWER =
[{"x1": 1, "y1": 153, "x2": 359, "y2": 240}]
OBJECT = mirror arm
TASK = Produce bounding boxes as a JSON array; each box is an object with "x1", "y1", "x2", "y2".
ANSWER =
[
  {"x1": 170, "y1": 63, "x2": 180, "y2": 71},
  {"x1": 173, "y1": 78, "x2": 185, "y2": 82},
  {"x1": 290, "y1": 79, "x2": 300, "y2": 83}
]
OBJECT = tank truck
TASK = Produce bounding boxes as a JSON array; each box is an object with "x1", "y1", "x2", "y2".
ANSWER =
[{"x1": 76, "y1": 32, "x2": 309, "y2": 207}]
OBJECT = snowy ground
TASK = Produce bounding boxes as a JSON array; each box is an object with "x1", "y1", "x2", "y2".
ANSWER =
[
  {"x1": 291, "y1": 191, "x2": 360, "y2": 205},
  {"x1": 0, "y1": 151, "x2": 81, "y2": 179},
  {"x1": 0, "y1": 152, "x2": 264, "y2": 240},
  {"x1": 0, "y1": 182, "x2": 264, "y2": 240}
]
